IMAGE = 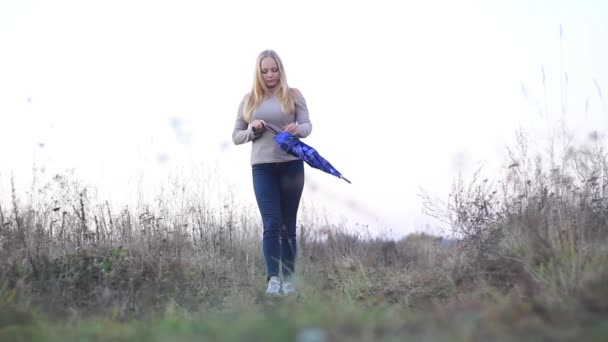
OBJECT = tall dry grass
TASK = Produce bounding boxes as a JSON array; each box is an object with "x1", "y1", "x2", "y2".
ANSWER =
[
  {"x1": 1, "y1": 166, "x2": 453, "y2": 324},
  {"x1": 0, "y1": 131, "x2": 606, "y2": 340},
  {"x1": 422, "y1": 128, "x2": 608, "y2": 311}
]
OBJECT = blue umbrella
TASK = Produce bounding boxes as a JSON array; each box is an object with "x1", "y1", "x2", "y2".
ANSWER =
[{"x1": 264, "y1": 125, "x2": 351, "y2": 184}]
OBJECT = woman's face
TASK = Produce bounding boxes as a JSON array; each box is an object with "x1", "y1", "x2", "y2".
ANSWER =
[{"x1": 260, "y1": 57, "x2": 280, "y2": 88}]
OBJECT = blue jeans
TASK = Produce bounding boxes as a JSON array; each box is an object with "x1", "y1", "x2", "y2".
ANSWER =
[{"x1": 252, "y1": 160, "x2": 304, "y2": 281}]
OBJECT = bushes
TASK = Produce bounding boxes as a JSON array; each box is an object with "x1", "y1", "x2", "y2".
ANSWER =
[{"x1": 421, "y1": 129, "x2": 608, "y2": 306}]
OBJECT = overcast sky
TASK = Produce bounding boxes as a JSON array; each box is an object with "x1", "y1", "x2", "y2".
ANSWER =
[{"x1": 1, "y1": 0, "x2": 607, "y2": 238}]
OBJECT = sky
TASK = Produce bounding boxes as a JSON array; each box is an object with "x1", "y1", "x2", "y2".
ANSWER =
[{"x1": 0, "y1": 0, "x2": 607, "y2": 238}]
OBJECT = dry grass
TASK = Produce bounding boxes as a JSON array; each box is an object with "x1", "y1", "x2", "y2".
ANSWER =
[{"x1": 0, "y1": 128, "x2": 607, "y2": 341}]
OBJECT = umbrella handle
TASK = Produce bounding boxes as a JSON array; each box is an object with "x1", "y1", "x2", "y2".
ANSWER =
[{"x1": 263, "y1": 125, "x2": 279, "y2": 135}]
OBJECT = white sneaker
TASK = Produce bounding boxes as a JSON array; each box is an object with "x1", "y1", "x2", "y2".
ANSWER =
[
  {"x1": 281, "y1": 281, "x2": 297, "y2": 296},
  {"x1": 266, "y1": 276, "x2": 281, "y2": 296}
]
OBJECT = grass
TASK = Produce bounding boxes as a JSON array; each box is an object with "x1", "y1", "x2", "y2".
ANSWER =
[
  {"x1": 1, "y1": 275, "x2": 606, "y2": 341},
  {"x1": 1, "y1": 124, "x2": 607, "y2": 341}
]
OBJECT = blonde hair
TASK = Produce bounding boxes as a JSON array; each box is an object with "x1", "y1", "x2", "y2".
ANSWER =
[{"x1": 242, "y1": 50, "x2": 297, "y2": 122}]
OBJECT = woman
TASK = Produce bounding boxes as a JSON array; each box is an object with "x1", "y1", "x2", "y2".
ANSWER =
[{"x1": 232, "y1": 50, "x2": 312, "y2": 296}]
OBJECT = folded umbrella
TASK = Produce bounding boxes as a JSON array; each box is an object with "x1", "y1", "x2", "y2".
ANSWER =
[{"x1": 264, "y1": 125, "x2": 351, "y2": 184}]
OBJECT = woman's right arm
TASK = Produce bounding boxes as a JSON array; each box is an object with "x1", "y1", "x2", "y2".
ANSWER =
[{"x1": 232, "y1": 97, "x2": 261, "y2": 145}]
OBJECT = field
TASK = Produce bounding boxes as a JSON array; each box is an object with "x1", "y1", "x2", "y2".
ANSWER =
[{"x1": 1, "y1": 131, "x2": 607, "y2": 341}]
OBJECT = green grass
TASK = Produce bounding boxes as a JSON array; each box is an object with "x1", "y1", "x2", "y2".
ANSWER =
[
  {"x1": 2, "y1": 264, "x2": 608, "y2": 342},
  {"x1": 3, "y1": 297, "x2": 607, "y2": 342}
]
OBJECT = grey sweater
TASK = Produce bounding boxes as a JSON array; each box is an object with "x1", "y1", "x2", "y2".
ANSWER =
[{"x1": 232, "y1": 91, "x2": 312, "y2": 165}]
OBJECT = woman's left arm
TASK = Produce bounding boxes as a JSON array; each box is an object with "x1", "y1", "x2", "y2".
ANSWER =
[{"x1": 293, "y1": 90, "x2": 312, "y2": 138}]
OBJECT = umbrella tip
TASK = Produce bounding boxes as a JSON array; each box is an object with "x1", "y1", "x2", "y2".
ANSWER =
[{"x1": 342, "y1": 176, "x2": 352, "y2": 184}]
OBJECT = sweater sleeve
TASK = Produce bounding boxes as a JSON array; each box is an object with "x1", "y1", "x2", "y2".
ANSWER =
[
  {"x1": 232, "y1": 97, "x2": 262, "y2": 145},
  {"x1": 294, "y1": 91, "x2": 312, "y2": 138}
]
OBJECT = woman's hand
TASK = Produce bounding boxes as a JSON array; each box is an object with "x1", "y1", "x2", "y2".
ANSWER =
[
  {"x1": 283, "y1": 122, "x2": 299, "y2": 135},
  {"x1": 251, "y1": 120, "x2": 266, "y2": 133}
]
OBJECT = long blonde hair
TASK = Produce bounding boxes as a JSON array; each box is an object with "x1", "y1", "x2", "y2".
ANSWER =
[{"x1": 242, "y1": 50, "x2": 296, "y2": 122}]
